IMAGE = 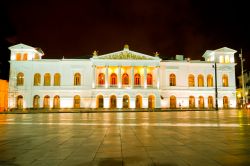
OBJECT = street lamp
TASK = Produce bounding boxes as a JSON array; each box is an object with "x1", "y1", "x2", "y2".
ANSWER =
[{"x1": 239, "y1": 49, "x2": 246, "y2": 108}]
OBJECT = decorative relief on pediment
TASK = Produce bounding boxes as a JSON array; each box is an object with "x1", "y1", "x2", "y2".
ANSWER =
[{"x1": 94, "y1": 51, "x2": 155, "y2": 60}]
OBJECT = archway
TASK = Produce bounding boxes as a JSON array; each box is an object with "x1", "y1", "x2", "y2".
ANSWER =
[
  {"x1": 97, "y1": 95, "x2": 104, "y2": 108},
  {"x1": 223, "y1": 96, "x2": 229, "y2": 108},
  {"x1": 74, "y1": 95, "x2": 80, "y2": 108},
  {"x1": 135, "y1": 95, "x2": 142, "y2": 108},
  {"x1": 148, "y1": 95, "x2": 155, "y2": 108},
  {"x1": 170, "y1": 96, "x2": 176, "y2": 108},
  {"x1": 198, "y1": 96, "x2": 204, "y2": 108},
  {"x1": 110, "y1": 95, "x2": 116, "y2": 108},
  {"x1": 43, "y1": 95, "x2": 50, "y2": 108},
  {"x1": 208, "y1": 96, "x2": 213, "y2": 109},
  {"x1": 53, "y1": 95, "x2": 60, "y2": 108},
  {"x1": 189, "y1": 96, "x2": 195, "y2": 108},
  {"x1": 16, "y1": 95, "x2": 23, "y2": 109},
  {"x1": 33, "y1": 95, "x2": 40, "y2": 108},
  {"x1": 123, "y1": 95, "x2": 129, "y2": 108}
]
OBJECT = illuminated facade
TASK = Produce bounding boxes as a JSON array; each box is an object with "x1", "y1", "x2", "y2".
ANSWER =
[
  {"x1": 0, "y1": 79, "x2": 8, "y2": 112},
  {"x1": 8, "y1": 43, "x2": 237, "y2": 109}
]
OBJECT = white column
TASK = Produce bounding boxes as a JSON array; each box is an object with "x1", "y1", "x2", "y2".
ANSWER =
[
  {"x1": 118, "y1": 66, "x2": 121, "y2": 88},
  {"x1": 92, "y1": 65, "x2": 96, "y2": 88},
  {"x1": 157, "y1": 66, "x2": 160, "y2": 89},
  {"x1": 144, "y1": 66, "x2": 147, "y2": 88},
  {"x1": 131, "y1": 66, "x2": 134, "y2": 88},
  {"x1": 105, "y1": 66, "x2": 109, "y2": 88}
]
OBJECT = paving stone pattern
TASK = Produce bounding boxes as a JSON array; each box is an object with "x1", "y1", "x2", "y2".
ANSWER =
[{"x1": 0, "y1": 110, "x2": 250, "y2": 165}]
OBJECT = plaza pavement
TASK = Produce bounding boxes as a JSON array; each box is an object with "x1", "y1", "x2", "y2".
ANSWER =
[{"x1": 0, "y1": 109, "x2": 250, "y2": 166}]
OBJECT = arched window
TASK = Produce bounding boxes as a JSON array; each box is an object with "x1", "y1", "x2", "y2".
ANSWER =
[
  {"x1": 198, "y1": 74, "x2": 204, "y2": 87},
  {"x1": 43, "y1": 95, "x2": 50, "y2": 108},
  {"x1": 134, "y1": 73, "x2": 141, "y2": 86},
  {"x1": 123, "y1": 95, "x2": 129, "y2": 108},
  {"x1": 23, "y1": 53, "x2": 28, "y2": 60},
  {"x1": 110, "y1": 73, "x2": 117, "y2": 86},
  {"x1": 74, "y1": 95, "x2": 80, "y2": 108},
  {"x1": 148, "y1": 95, "x2": 155, "y2": 108},
  {"x1": 207, "y1": 74, "x2": 213, "y2": 87},
  {"x1": 208, "y1": 96, "x2": 213, "y2": 109},
  {"x1": 222, "y1": 74, "x2": 228, "y2": 87},
  {"x1": 33, "y1": 95, "x2": 40, "y2": 108},
  {"x1": 223, "y1": 96, "x2": 229, "y2": 108},
  {"x1": 147, "y1": 74, "x2": 153, "y2": 85},
  {"x1": 170, "y1": 95, "x2": 176, "y2": 108},
  {"x1": 16, "y1": 53, "x2": 21, "y2": 61},
  {"x1": 17, "y1": 72, "x2": 24, "y2": 86},
  {"x1": 135, "y1": 95, "x2": 142, "y2": 108},
  {"x1": 74, "y1": 73, "x2": 81, "y2": 86},
  {"x1": 53, "y1": 95, "x2": 60, "y2": 108},
  {"x1": 98, "y1": 73, "x2": 105, "y2": 85},
  {"x1": 97, "y1": 95, "x2": 104, "y2": 108},
  {"x1": 110, "y1": 95, "x2": 116, "y2": 108},
  {"x1": 198, "y1": 96, "x2": 204, "y2": 108},
  {"x1": 54, "y1": 73, "x2": 61, "y2": 86},
  {"x1": 34, "y1": 73, "x2": 41, "y2": 86},
  {"x1": 189, "y1": 96, "x2": 195, "y2": 108},
  {"x1": 169, "y1": 74, "x2": 176, "y2": 86},
  {"x1": 16, "y1": 95, "x2": 23, "y2": 109},
  {"x1": 44, "y1": 73, "x2": 51, "y2": 86},
  {"x1": 188, "y1": 74, "x2": 195, "y2": 87},
  {"x1": 122, "y1": 73, "x2": 129, "y2": 85}
]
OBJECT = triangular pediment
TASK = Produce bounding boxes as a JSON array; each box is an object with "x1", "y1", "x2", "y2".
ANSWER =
[
  {"x1": 93, "y1": 49, "x2": 160, "y2": 60},
  {"x1": 214, "y1": 47, "x2": 237, "y2": 53},
  {"x1": 9, "y1": 43, "x2": 35, "y2": 50}
]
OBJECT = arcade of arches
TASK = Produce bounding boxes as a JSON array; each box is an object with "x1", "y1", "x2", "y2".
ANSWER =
[{"x1": 16, "y1": 95, "x2": 230, "y2": 109}]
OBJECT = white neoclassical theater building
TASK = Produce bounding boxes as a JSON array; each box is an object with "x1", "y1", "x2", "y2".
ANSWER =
[{"x1": 8, "y1": 43, "x2": 237, "y2": 110}]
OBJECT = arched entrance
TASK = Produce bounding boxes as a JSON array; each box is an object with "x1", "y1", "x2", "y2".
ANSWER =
[
  {"x1": 33, "y1": 95, "x2": 40, "y2": 108},
  {"x1": 53, "y1": 95, "x2": 60, "y2": 108},
  {"x1": 198, "y1": 96, "x2": 204, "y2": 108},
  {"x1": 97, "y1": 95, "x2": 104, "y2": 108},
  {"x1": 208, "y1": 96, "x2": 213, "y2": 109},
  {"x1": 135, "y1": 95, "x2": 142, "y2": 108},
  {"x1": 110, "y1": 95, "x2": 116, "y2": 108},
  {"x1": 148, "y1": 95, "x2": 155, "y2": 108},
  {"x1": 123, "y1": 95, "x2": 129, "y2": 108},
  {"x1": 16, "y1": 95, "x2": 23, "y2": 109},
  {"x1": 170, "y1": 96, "x2": 176, "y2": 108},
  {"x1": 189, "y1": 96, "x2": 195, "y2": 108},
  {"x1": 43, "y1": 95, "x2": 50, "y2": 108},
  {"x1": 223, "y1": 96, "x2": 229, "y2": 108},
  {"x1": 74, "y1": 95, "x2": 80, "y2": 108}
]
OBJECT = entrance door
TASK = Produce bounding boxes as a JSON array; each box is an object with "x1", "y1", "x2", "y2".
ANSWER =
[
  {"x1": 199, "y1": 96, "x2": 204, "y2": 108},
  {"x1": 136, "y1": 95, "x2": 142, "y2": 108},
  {"x1": 123, "y1": 95, "x2": 129, "y2": 108},
  {"x1": 97, "y1": 95, "x2": 104, "y2": 108},
  {"x1": 170, "y1": 96, "x2": 176, "y2": 108},
  {"x1": 223, "y1": 96, "x2": 229, "y2": 108},
  {"x1": 110, "y1": 95, "x2": 116, "y2": 108},
  {"x1": 17, "y1": 95, "x2": 23, "y2": 109},
  {"x1": 148, "y1": 95, "x2": 155, "y2": 108}
]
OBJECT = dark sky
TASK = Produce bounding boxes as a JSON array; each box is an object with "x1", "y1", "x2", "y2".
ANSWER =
[{"x1": 1, "y1": 0, "x2": 249, "y2": 80}]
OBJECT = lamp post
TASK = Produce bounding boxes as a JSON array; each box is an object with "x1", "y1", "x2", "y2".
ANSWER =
[
  {"x1": 214, "y1": 62, "x2": 218, "y2": 111},
  {"x1": 239, "y1": 49, "x2": 246, "y2": 108}
]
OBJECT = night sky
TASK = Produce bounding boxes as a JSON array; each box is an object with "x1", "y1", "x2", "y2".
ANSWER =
[{"x1": 1, "y1": 0, "x2": 249, "y2": 81}]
